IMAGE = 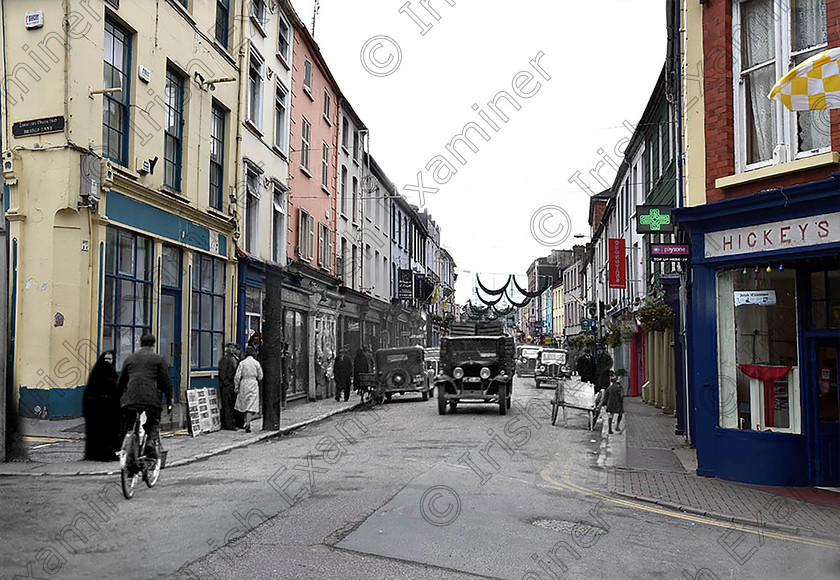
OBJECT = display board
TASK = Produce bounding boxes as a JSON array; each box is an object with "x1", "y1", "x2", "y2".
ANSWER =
[{"x1": 186, "y1": 387, "x2": 222, "y2": 437}]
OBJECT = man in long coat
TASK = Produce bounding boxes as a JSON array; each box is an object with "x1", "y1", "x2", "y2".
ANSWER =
[
  {"x1": 235, "y1": 346, "x2": 263, "y2": 433},
  {"x1": 353, "y1": 347, "x2": 370, "y2": 394},
  {"x1": 333, "y1": 346, "x2": 353, "y2": 402},
  {"x1": 218, "y1": 343, "x2": 239, "y2": 430}
]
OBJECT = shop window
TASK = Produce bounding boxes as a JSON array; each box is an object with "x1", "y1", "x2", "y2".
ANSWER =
[
  {"x1": 191, "y1": 255, "x2": 225, "y2": 370},
  {"x1": 244, "y1": 286, "x2": 263, "y2": 345},
  {"x1": 103, "y1": 227, "x2": 153, "y2": 369},
  {"x1": 810, "y1": 269, "x2": 840, "y2": 329},
  {"x1": 717, "y1": 268, "x2": 800, "y2": 433}
]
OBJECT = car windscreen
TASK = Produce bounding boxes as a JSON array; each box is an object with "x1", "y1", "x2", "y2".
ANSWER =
[
  {"x1": 542, "y1": 352, "x2": 566, "y2": 362},
  {"x1": 522, "y1": 348, "x2": 540, "y2": 357}
]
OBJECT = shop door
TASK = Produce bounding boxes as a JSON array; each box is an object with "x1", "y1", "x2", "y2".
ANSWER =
[
  {"x1": 159, "y1": 244, "x2": 183, "y2": 401},
  {"x1": 160, "y1": 289, "x2": 182, "y2": 401},
  {"x1": 813, "y1": 341, "x2": 839, "y2": 485}
]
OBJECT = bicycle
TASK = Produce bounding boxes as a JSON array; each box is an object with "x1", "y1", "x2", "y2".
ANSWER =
[{"x1": 119, "y1": 411, "x2": 164, "y2": 499}]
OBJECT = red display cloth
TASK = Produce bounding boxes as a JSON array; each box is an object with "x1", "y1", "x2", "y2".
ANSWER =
[{"x1": 738, "y1": 364, "x2": 792, "y2": 428}]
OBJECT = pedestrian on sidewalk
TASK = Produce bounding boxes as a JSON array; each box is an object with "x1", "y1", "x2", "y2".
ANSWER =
[
  {"x1": 82, "y1": 351, "x2": 121, "y2": 461},
  {"x1": 218, "y1": 343, "x2": 240, "y2": 430},
  {"x1": 118, "y1": 334, "x2": 173, "y2": 459},
  {"x1": 353, "y1": 347, "x2": 370, "y2": 395},
  {"x1": 594, "y1": 351, "x2": 614, "y2": 393},
  {"x1": 576, "y1": 348, "x2": 595, "y2": 384},
  {"x1": 602, "y1": 370, "x2": 624, "y2": 434},
  {"x1": 235, "y1": 346, "x2": 263, "y2": 433},
  {"x1": 334, "y1": 346, "x2": 353, "y2": 402}
]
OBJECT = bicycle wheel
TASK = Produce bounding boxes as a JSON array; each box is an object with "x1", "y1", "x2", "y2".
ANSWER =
[
  {"x1": 121, "y1": 466, "x2": 139, "y2": 499},
  {"x1": 120, "y1": 432, "x2": 139, "y2": 499}
]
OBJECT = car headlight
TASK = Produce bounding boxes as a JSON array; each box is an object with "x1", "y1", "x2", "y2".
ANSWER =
[
  {"x1": 480, "y1": 367, "x2": 491, "y2": 379},
  {"x1": 453, "y1": 367, "x2": 464, "y2": 379},
  {"x1": 415, "y1": 374, "x2": 424, "y2": 382},
  {"x1": 538, "y1": 365, "x2": 545, "y2": 372}
]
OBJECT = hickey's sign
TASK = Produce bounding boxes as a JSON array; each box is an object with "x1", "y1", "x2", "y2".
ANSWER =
[{"x1": 704, "y1": 212, "x2": 840, "y2": 258}]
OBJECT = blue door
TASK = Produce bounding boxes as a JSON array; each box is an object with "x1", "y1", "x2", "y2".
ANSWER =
[{"x1": 814, "y1": 341, "x2": 839, "y2": 485}]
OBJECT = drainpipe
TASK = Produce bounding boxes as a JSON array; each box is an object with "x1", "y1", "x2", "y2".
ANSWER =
[{"x1": 675, "y1": 0, "x2": 691, "y2": 443}]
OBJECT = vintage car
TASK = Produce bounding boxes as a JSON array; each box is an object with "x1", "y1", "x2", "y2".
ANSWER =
[
  {"x1": 435, "y1": 336, "x2": 514, "y2": 415},
  {"x1": 534, "y1": 348, "x2": 569, "y2": 389},
  {"x1": 374, "y1": 346, "x2": 433, "y2": 401},
  {"x1": 515, "y1": 345, "x2": 542, "y2": 377}
]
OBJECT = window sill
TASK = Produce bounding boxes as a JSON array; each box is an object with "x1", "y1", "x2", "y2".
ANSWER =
[
  {"x1": 340, "y1": 213, "x2": 348, "y2": 221},
  {"x1": 300, "y1": 166, "x2": 312, "y2": 178},
  {"x1": 166, "y1": 0, "x2": 196, "y2": 25},
  {"x1": 276, "y1": 52, "x2": 290, "y2": 71},
  {"x1": 324, "y1": 115, "x2": 333, "y2": 127},
  {"x1": 271, "y1": 145, "x2": 288, "y2": 161},
  {"x1": 304, "y1": 88, "x2": 314, "y2": 102},
  {"x1": 206, "y1": 206, "x2": 230, "y2": 221},
  {"x1": 716, "y1": 151, "x2": 840, "y2": 189},
  {"x1": 341, "y1": 145, "x2": 350, "y2": 156},
  {"x1": 159, "y1": 187, "x2": 189, "y2": 203},
  {"x1": 244, "y1": 119, "x2": 263, "y2": 138},
  {"x1": 321, "y1": 185, "x2": 331, "y2": 195},
  {"x1": 250, "y1": 15, "x2": 267, "y2": 37}
]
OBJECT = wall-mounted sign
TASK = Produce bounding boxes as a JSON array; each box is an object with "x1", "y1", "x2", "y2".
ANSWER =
[
  {"x1": 12, "y1": 116, "x2": 65, "y2": 137},
  {"x1": 138, "y1": 64, "x2": 151, "y2": 83},
  {"x1": 637, "y1": 205, "x2": 675, "y2": 233},
  {"x1": 651, "y1": 244, "x2": 690, "y2": 262},
  {"x1": 608, "y1": 238, "x2": 626, "y2": 289},
  {"x1": 705, "y1": 211, "x2": 840, "y2": 258},
  {"x1": 734, "y1": 290, "x2": 777, "y2": 307},
  {"x1": 398, "y1": 268, "x2": 413, "y2": 300},
  {"x1": 24, "y1": 11, "x2": 44, "y2": 29}
]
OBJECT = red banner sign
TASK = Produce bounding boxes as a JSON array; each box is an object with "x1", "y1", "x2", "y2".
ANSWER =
[{"x1": 609, "y1": 238, "x2": 626, "y2": 289}]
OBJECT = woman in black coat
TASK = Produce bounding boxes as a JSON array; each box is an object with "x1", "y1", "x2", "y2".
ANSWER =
[{"x1": 82, "y1": 351, "x2": 121, "y2": 461}]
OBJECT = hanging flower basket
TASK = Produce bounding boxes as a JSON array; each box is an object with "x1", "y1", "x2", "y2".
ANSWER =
[
  {"x1": 605, "y1": 324, "x2": 622, "y2": 348},
  {"x1": 637, "y1": 300, "x2": 674, "y2": 332}
]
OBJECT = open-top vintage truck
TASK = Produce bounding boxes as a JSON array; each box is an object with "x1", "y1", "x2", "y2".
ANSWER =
[{"x1": 435, "y1": 335, "x2": 515, "y2": 415}]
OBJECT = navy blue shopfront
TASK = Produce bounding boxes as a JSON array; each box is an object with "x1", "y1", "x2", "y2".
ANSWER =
[{"x1": 676, "y1": 180, "x2": 840, "y2": 487}]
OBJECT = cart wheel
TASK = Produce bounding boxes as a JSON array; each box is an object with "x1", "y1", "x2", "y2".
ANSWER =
[
  {"x1": 421, "y1": 390, "x2": 429, "y2": 401},
  {"x1": 385, "y1": 392, "x2": 392, "y2": 402},
  {"x1": 498, "y1": 385, "x2": 507, "y2": 415},
  {"x1": 375, "y1": 392, "x2": 386, "y2": 406},
  {"x1": 437, "y1": 389, "x2": 447, "y2": 415},
  {"x1": 449, "y1": 400, "x2": 458, "y2": 411}
]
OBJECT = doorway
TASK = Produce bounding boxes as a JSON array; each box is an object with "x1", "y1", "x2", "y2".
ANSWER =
[
  {"x1": 813, "y1": 340, "x2": 839, "y2": 485},
  {"x1": 159, "y1": 245, "x2": 182, "y2": 400}
]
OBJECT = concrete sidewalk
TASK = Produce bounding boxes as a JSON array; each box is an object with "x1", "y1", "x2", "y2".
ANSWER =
[
  {"x1": 605, "y1": 397, "x2": 840, "y2": 541},
  {"x1": 1, "y1": 398, "x2": 361, "y2": 477}
]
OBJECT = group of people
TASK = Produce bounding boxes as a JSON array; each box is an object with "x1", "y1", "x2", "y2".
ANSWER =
[
  {"x1": 218, "y1": 333, "x2": 264, "y2": 433},
  {"x1": 82, "y1": 332, "x2": 265, "y2": 462},
  {"x1": 332, "y1": 345, "x2": 375, "y2": 402},
  {"x1": 575, "y1": 347, "x2": 624, "y2": 435},
  {"x1": 82, "y1": 334, "x2": 173, "y2": 462}
]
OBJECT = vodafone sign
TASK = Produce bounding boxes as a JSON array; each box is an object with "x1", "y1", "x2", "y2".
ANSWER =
[{"x1": 704, "y1": 212, "x2": 840, "y2": 258}]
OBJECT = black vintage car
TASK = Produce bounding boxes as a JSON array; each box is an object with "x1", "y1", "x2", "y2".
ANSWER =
[
  {"x1": 373, "y1": 346, "x2": 433, "y2": 401},
  {"x1": 435, "y1": 336, "x2": 514, "y2": 415},
  {"x1": 534, "y1": 348, "x2": 569, "y2": 389},
  {"x1": 515, "y1": 345, "x2": 542, "y2": 377}
]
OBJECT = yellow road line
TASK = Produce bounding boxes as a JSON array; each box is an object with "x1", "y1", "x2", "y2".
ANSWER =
[{"x1": 540, "y1": 458, "x2": 840, "y2": 551}]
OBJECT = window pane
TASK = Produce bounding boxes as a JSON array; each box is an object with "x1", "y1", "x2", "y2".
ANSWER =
[
  {"x1": 213, "y1": 259, "x2": 225, "y2": 295},
  {"x1": 200, "y1": 331, "x2": 212, "y2": 368},
  {"x1": 138, "y1": 237, "x2": 153, "y2": 281},
  {"x1": 103, "y1": 325, "x2": 114, "y2": 355},
  {"x1": 741, "y1": 0, "x2": 775, "y2": 68},
  {"x1": 117, "y1": 327, "x2": 133, "y2": 369},
  {"x1": 792, "y1": 0, "x2": 827, "y2": 51},
  {"x1": 118, "y1": 280, "x2": 134, "y2": 324},
  {"x1": 212, "y1": 333, "x2": 223, "y2": 368},
  {"x1": 813, "y1": 300, "x2": 828, "y2": 328},
  {"x1": 105, "y1": 228, "x2": 117, "y2": 274},
  {"x1": 831, "y1": 301, "x2": 840, "y2": 328},
  {"x1": 201, "y1": 256, "x2": 213, "y2": 291},
  {"x1": 103, "y1": 277, "x2": 115, "y2": 324},
  {"x1": 745, "y1": 66, "x2": 777, "y2": 164},
  {"x1": 213, "y1": 296, "x2": 224, "y2": 330},
  {"x1": 812, "y1": 271, "x2": 826, "y2": 299},
  {"x1": 135, "y1": 283, "x2": 151, "y2": 326},
  {"x1": 118, "y1": 233, "x2": 135, "y2": 276},
  {"x1": 191, "y1": 330, "x2": 199, "y2": 368},
  {"x1": 161, "y1": 245, "x2": 180, "y2": 288},
  {"x1": 828, "y1": 270, "x2": 840, "y2": 299},
  {"x1": 201, "y1": 294, "x2": 212, "y2": 329},
  {"x1": 192, "y1": 291, "x2": 199, "y2": 328}
]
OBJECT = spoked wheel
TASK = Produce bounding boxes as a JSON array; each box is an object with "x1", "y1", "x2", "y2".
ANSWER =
[{"x1": 121, "y1": 467, "x2": 139, "y2": 499}]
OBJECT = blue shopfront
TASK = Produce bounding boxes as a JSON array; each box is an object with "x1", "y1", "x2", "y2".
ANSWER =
[{"x1": 676, "y1": 180, "x2": 840, "y2": 486}]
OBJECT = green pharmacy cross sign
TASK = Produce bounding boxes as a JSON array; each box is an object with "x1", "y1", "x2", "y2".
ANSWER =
[{"x1": 636, "y1": 205, "x2": 675, "y2": 234}]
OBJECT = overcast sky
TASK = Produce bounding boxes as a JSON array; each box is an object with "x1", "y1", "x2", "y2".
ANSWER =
[{"x1": 289, "y1": 0, "x2": 666, "y2": 304}]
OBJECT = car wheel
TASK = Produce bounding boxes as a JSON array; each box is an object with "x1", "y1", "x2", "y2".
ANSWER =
[
  {"x1": 498, "y1": 384, "x2": 507, "y2": 415},
  {"x1": 535, "y1": 379, "x2": 542, "y2": 388},
  {"x1": 437, "y1": 388, "x2": 447, "y2": 415},
  {"x1": 385, "y1": 393, "x2": 392, "y2": 402},
  {"x1": 449, "y1": 400, "x2": 458, "y2": 411},
  {"x1": 421, "y1": 390, "x2": 429, "y2": 401}
]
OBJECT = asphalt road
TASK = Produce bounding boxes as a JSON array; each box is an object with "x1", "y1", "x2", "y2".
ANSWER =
[{"x1": 1, "y1": 376, "x2": 838, "y2": 580}]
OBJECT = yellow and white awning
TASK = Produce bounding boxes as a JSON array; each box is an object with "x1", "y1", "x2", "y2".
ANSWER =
[{"x1": 769, "y1": 47, "x2": 840, "y2": 111}]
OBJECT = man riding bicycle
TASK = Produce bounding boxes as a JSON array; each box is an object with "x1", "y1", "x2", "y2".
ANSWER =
[{"x1": 118, "y1": 334, "x2": 173, "y2": 459}]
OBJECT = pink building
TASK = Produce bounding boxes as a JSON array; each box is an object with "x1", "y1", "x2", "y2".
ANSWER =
[{"x1": 288, "y1": 25, "x2": 340, "y2": 276}]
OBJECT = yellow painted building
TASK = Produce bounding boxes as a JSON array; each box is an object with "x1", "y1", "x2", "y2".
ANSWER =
[
  {"x1": 2, "y1": 0, "x2": 244, "y2": 418},
  {"x1": 551, "y1": 282, "x2": 564, "y2": 342}
]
